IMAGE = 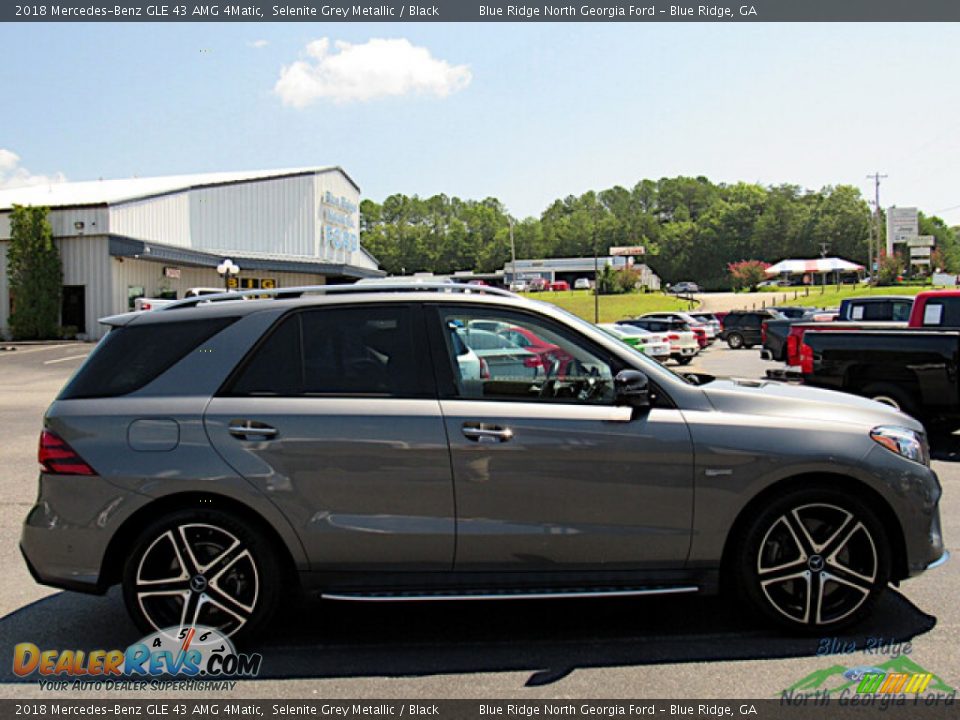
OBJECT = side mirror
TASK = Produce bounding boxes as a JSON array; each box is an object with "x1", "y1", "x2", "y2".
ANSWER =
[{"x1": 614, "y1": 369, "x2": 650, "y2": 408}]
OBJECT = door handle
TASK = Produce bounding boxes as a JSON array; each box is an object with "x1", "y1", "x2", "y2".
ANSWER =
[
  {"x1": 462, "y1": 423, "x2": 513, "y2": 443},
  {"x1": 228, "y1": 421, "x2": 278, "y2": 440}
]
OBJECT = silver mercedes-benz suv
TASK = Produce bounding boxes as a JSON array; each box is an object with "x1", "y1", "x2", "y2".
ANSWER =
[{"x1": 20, "y1": 284, "x2": 946, "y2": 641}]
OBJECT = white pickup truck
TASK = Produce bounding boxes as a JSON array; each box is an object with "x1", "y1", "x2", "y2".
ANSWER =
[{"x1": 134, "y1": 287, "x2": 232, "y2": 311}]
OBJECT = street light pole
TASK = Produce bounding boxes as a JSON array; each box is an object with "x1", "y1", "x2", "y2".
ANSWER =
[
  {"x1": 594, "y1": 241, "x2": 599, "y2": 324},
  {"x1": 509, "y1": 217, "x2": 516, "y2": 287},
  {"x1": 217, "y1": 258, "x2": 240, "y2": 291}
]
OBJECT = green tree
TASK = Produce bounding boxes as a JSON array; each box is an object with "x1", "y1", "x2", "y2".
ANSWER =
[{"x1": 6, "y1": 205, "x2": 63, "y2": 340}]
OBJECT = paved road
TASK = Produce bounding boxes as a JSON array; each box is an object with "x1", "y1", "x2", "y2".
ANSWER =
[{"x1": 0, "y1": 342, "x2": 955, "y2": 700}]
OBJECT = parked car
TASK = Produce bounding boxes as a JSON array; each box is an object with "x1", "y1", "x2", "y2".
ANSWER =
[
  {"x1": 616, "y1": 318, "x2": 699, "y2": 364},
  {"x1": 574, "y1": 278, "x2": 592, "y2": 290},
  {"x1": 495, "y1": 325, "x2": 575, "y2": 376},
  {"x1": 642, "y1": 312, "x2": 717, "y2": 342},
  {"x1": 838, "y1": 296, "x2": 914, "y2": 322},
  {"x1": 688, "y1": 312, "x2": 722, "y2": 336},
  {"x1": 549, "y1": 280, "x2": 570, "y2": 292},
  {"x1": 796, "y1": 290, "x2": 960, "y2": 424},
  {"x1": 134, "y1": 287, "x2": 234, "y2": 311},
  {"x1": 769, "y1": 306, "x2": 816, "y2": 320},
  {"x1": 526, "y1": 278, "x2": 550, "y2": 292},
  {"x1": 668, "y1": 281, "x2": 700, "y2": 295},
  {"x1": 508, "y1": 280, "x2": 528, "y2": 292},
  {"x1": 719, "y1": 310, "x2": 783, "y2": 349},
  {"x1": 21, "y1": 283, "x2": 945, "y2": 642},
  {"x1": 457, "y1": 327, "x2": 539, "y2": 381},
  {"x1": 597, "y1": 323, "x2": 671, "y2": 361}
]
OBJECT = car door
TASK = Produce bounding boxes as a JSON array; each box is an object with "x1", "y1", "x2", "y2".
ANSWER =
[
  {"x1": 204, "y1": 304, "x2": 455, "y2": 571},
  {"x1": 427, "y1": 304, "x2": 694, "y2": 571}
]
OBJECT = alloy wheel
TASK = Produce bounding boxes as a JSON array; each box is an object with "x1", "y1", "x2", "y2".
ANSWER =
[
  {"x1": 756, "y1": 503, "x2": 878, "y2": 626},
  {"x1": 135, "y1": 523, "x2": 259, "y2": 637}
]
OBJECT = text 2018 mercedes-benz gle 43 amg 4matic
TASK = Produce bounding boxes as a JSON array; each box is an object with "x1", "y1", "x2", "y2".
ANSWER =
[{"x1": 21, "y1": 284, "x2": 947, "y2": 641}]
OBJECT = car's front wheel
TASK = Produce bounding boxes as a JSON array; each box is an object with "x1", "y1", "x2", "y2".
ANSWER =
[
  {"x1": 726, "y1": 333, "x2": 744, "y2": 349},
  {"x1": 122, "y1": 508, "x2": 281, "y2": 642},
  {"x1": 736, "y1": 486, "x2": 890, "y2": 632}
]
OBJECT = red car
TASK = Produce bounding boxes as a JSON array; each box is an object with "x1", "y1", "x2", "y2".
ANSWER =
[
  {"x1": 549, "y1": 280, "x2": 570, "y2": 291},
  {"x1": 527, "y1": 278, "x2": 549, "y2": 292},
  {"x1": 498, "y1": 326, "x2": 575, "y2": 376}
]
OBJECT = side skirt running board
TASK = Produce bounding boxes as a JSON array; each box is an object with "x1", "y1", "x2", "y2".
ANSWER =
[{"x1": 321, "y1": 585, "x2": 699, "y2": 602}]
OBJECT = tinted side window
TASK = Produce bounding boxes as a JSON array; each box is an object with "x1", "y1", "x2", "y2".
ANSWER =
[
  {"x1": 725, "y1": 315, "x2": 741, "y2": 327},
  {"x1": 892, "y1": 302, "x2": 912, "y2": 322},
  {"x1": 225, "y1": 306, "x2": 426, "y2": 397},
  {"x1": 921, "y1": 298, "x2": 960, "y2": 328},
  {"x1": 862, "y1": 302, "x2": 891, "y2": 321},
  {"x1": 60, "y1": 317, "x2": 237, "y2": 399}
]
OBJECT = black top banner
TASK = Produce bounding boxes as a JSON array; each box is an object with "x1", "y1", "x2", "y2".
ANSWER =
[{"x1": 3, "y1": 0, "x2": 960, "y2": 22}]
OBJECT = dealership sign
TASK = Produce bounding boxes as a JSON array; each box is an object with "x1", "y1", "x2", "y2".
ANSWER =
[
  {"x1": 886, "y1": 206, "x2": 919, "y2": 254},
  {"x1": 609, "y1": 246, "x2": 646, "y2": 256}
]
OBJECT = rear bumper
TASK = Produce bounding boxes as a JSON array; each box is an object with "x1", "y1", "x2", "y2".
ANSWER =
[{"x1": 20, "y1": 473, "x2": 152, "y2": 594}]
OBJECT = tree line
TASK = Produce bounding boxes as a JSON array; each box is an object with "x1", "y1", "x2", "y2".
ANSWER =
[{"x1": 360, "y1": 177, "x2": 959, "y2": 289}]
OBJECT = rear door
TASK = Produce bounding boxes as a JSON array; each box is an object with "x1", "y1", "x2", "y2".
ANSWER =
[
  {"x1": 204, "y1": 303, "x2": 455, "y2": 571},
  {"x1": 427, "y1": 304, "x2": 694, "y2": 571}
]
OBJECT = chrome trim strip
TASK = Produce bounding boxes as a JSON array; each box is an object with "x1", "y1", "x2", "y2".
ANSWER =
[{"x1": 321, "y1": 586, "x2": 699, "y2": 602}]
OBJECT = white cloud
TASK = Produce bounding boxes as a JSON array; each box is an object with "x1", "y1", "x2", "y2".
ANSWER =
[
  {"x1": 274, "y1": 37, "x2": 472, "y2": 107},
  {"x1": 248, "y1": 39, "x2": 269, "y2": 49},
  {"x1": 0, "y1": 149, "x2": 66, "y2": 189}
]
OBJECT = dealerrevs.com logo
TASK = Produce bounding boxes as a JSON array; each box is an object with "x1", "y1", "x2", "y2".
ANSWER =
[{"x1": 12, "y1": 626, "x2": 262, "y2": 691}]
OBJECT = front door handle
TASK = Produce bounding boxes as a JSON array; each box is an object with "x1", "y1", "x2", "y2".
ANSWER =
[
  {"x1": 228, "y1": 420, "x2": 278, "y2": 440},
  {"x1": 462, "y1": 422, "x2": 513, "y2": 443}
]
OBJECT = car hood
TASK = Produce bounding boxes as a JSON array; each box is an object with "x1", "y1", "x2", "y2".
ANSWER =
[{"x1": 701, "y1": 378, "x2": 924, "y2": 433}]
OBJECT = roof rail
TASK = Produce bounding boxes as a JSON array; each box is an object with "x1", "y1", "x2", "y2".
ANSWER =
[{"x1": 159, "y1": 282, "x2": 519, "y2": 310}]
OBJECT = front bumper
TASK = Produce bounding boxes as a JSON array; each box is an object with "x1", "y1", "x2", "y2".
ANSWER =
[{"x1": 20, "y1": 472, "x2": 152, "y2": 594}]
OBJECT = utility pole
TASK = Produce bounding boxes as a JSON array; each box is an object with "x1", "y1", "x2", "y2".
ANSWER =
[
  {"x1": 508, "y1": 217, "x2": 516, "y2": 287},
  {"x1": 867, "y1": 172, "x2": 888, "y2": 282}
]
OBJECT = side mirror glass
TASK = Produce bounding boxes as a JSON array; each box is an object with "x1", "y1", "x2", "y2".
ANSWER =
[{"x1": 614, "y1": 369, "x2": 650, "y2": 408}]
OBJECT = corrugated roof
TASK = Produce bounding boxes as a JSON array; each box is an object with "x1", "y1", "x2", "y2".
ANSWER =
[{"x1": 0, "y1": 166, "x2": 360, "y2": 211}]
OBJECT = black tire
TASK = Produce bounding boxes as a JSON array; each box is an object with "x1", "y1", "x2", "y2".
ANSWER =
[
  {"x1": 861, "y1": 382, "x2": 918, "y2": 417},
  {"x1": 735, "y1": 485, "x2": 890, "y2": 633},
  {"x1": 122, "y1": 507, "x2": 282, "y2": 643},
  {"x1": 744, "y1": 343, "x2": 755, "y2": 349},
  {"x1": 727, "y1": 333, "x2": 744, "y2": 349},
  {"x1": 675, "y1": 355, "x2": 693, "y2": 366}
]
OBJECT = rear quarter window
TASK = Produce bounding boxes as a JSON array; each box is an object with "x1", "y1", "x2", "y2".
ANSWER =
[{"x1": 60, "y1": 317, "x2": 237, "y2": 399}]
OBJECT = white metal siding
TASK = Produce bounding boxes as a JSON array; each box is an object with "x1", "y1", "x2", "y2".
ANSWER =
[
  {"x1": 189, "y1": 175, "x2": 316, "y2": 257},
  {"x1": 109, "y1": 194, "x2": 190, "y2": 247},
  {"x1": 0, "y1": 207, "x2": 109, "y2": 241}
]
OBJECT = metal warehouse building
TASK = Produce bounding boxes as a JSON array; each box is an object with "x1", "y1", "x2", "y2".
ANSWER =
[{"x1": 0, "y1": 166, "x2": 383, "y2": 340}]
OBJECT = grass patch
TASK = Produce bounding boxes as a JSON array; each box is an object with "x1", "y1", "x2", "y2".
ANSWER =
[
  {"x1": 519, "y1": 290, "x2": 694, "y2": 322},
  {"x1": 736, "y1": 285, "x2": 932, "y2": 311}
]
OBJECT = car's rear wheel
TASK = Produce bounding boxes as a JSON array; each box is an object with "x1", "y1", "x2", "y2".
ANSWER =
[
  {"x1": 122, "y1": 508, "x2": 281, "y2": 642},
  {"x1": 727, "y1": 333, "x2": 744, "y2": 349},
  {"x1": 736, "y1": 487, "x2": 890, "y2": 632},
  {"x1": 862, "y1": 382, "x2": 917, "y2": 417}
]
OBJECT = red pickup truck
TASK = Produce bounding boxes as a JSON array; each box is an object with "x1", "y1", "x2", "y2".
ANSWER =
[{"x1": 782, "y1": 290, "x2": 960, "y2": 367}]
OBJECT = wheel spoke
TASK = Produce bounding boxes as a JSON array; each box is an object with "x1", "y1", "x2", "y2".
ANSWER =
[
  {"x1": 205, "y1": 584, "x2": 254, "y2": 621},
  {"x1": 758, "y1": 558, "x2": 809, "y2": 582},
  {"x1": 203, "y1": 542, "x2": 245, "y2": 579},
  {"x1": 137, "y1": 578, "x2": 191, "y2": 593},
  {"x1": 819, "y1": 515, "x2": 857, "y2": 557},
  {"x1": 172, "y1": 527, "x2": 201, "y2": 577},
  {"x1": 180, "y1": 589, "x2": 204, "y2": 629},
  {"x1": 824, "y1": 563, "x2": 876, "y2": 591},
  {"x1": 785, "y1": 511, "x2": 817, "y2": 556},
  {"x1": 811, "y1": 572, "x2": 825, "y2": 625},
  {"x1": 760, "y1": 570, "x2": 812, "y2": 624}
]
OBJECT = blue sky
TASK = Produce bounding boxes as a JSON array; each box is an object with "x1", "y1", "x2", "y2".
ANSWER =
[{"x1": 1, "y1": 22, "x2": 958, "y2": 224}]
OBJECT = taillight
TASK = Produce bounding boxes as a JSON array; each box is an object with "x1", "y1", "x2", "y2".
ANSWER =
[
  {"x1": 141, "y1": 302, "x2": 152, "y2": 310},
  {"x1": 800, "y1": 343, "x2": 814, "y2": 374},
  {"x1": 761, "y1": 322, "x2": 768, "y2": 343},
  {"x1": 668, "y1": 334, "x2": 680, "y2": 341},
  {"x1": 787, "y1": 335, "x2": 799, "y2": 364},
  {"x1": 38, "y1": 430, "x2": 97, "y2": 476},
  {"x1": 479, "y1": 358, "x2": 490, "y2": 380}
]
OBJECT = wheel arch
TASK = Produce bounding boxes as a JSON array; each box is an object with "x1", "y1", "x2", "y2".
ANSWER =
[
  {"x1": 719, "y1": 472, "x2": 909, "y2": 584},
  {"x1": 99, "y1": 491, "x2": 301, "y2": 593}
]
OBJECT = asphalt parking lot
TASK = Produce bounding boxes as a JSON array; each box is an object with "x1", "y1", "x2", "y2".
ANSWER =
[{"x1": 0, "y1": 339, "x2": 956, "y2": 700}]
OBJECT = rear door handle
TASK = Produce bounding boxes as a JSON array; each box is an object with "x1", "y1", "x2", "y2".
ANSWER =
[
  {"x1": 462, "y1": 423, "x2": 513, "y2": 443},
  {"x1": 228, "y1": 420, "x2": 278, "y2": 440}
]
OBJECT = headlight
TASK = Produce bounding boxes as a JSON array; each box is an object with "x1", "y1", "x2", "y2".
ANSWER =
[{"x1": 870, "y1": 426, "x2": 929, "y2": 465}]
